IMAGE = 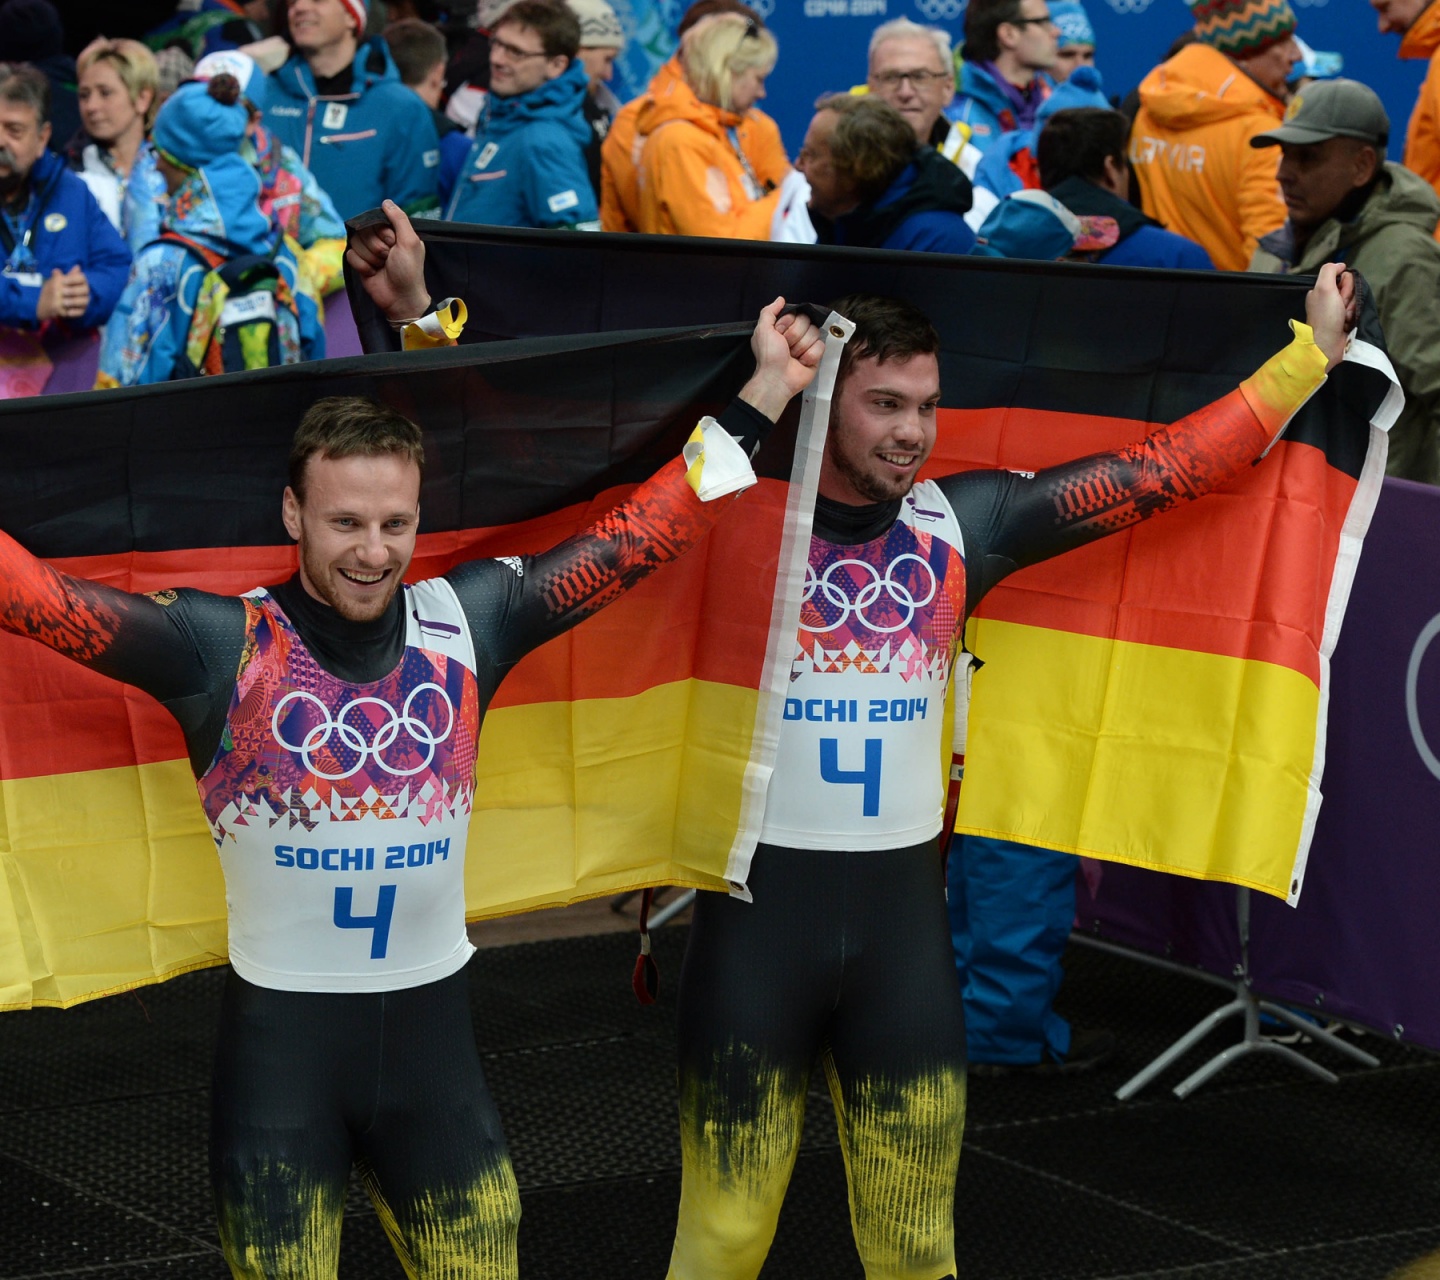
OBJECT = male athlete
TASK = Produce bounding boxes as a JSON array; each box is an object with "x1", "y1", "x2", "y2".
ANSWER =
[
  {"x1": 665, "y1": 270, "x2": 1354, "y2": 1280},
  {"x1": 0, "y1": 223, "x2": 824, "y2": 1275}
]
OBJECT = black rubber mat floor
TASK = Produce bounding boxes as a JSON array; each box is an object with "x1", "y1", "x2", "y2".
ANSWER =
[{"x1": 2, "y1": 928, "x2": 1438, "y2": 1279}]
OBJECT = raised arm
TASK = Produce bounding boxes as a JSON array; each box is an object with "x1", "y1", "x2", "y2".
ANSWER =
[
  {"x1": 447, "y1": 298, "x2": 825, "y2": 669},
  {"x1": 347, "y1": 199, "x2": 433, "y2": 328},
  {"x1": 0, "y1": 527, "x2": 241, "y2": 770},
  {"x1": 947, "y1": 265, "x2": 1351, "y2": 613}
]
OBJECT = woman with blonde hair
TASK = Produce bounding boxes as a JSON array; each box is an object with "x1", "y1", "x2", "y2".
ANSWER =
[
  {"x1": 633, "y1": 13, "x2": 791, "y2": 239},
  {"x1": 72, "y1": 38, "x2": 167, "y2": 252}
]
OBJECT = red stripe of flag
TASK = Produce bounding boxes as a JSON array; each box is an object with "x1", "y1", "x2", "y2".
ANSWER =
[
  {"x1": 926, "y1": 409, "x2": 1357, "y2": 682},
  {"x1": 0, "y1": 481, "x2": 789, "y2": 780}
]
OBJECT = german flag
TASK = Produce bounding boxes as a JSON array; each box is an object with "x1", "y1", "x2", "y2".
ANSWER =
[
  {"x1": 0, "y1": 323, "x2": 832, "y2": 1009},
  {"x1": 351, "y1": 227, "x2": 1400, "y2": 904}
]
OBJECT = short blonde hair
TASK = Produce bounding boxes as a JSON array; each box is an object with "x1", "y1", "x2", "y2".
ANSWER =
[
  {"x1": 78, "y1": 38, "x2": 161, "y2": 130},
  {"x1": 681, "y1": 12, "x2": 777, "y2": 112}
]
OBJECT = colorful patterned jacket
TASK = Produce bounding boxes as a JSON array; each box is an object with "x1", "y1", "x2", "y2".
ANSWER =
[{"x1": 97, "y1": 151, "x2": 323, "y2": 387}]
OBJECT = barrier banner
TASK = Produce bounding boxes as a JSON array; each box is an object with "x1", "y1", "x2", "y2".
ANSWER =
[
  {"x1": 349, "y1": 226, "x2": 1399, "y2": 901},
  {"x1": 1078, "y1": 476, "x2": 1440, "y2": 1053},
  {"x1": 0, "y1": 323, "x2": 823, "y2": 1009}
]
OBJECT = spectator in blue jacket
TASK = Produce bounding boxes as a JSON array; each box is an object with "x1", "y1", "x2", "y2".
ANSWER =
[
  {"x1": 972, "y1": 62, "x2": 1110, "y2": 202},
  {"x1": 948, "y1": 0, "x2": 1057, "y2": 157},
  {"x1": 1039, "y1": 106, "x2": 1215, "y2": 268},
  {"x1": 798, "y1": 95, "x2": 974, "y2": 254},
  {"x1": 445, "y1": 0, "x2": 597, "y2": 228},
  {"x1": 0, "y1": 66, "x2": 130, "y2": 341},
  {"x1": 98, "y1": 74, "x2": 324, "y2": 387},
  {"x1": 1049, "y1": 0, "x2": 1096, "y2": 82},
  {"x1": 253, "y1": 0, "x2": 440, "y2": 220}
]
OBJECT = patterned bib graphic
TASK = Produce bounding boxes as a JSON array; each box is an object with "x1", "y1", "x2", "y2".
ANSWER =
[
  {"x1": 200, "y1": 594, "x2": 480, "y2": 844},
  {"x1": 794, "y1": 518, "x2": 966, "y2": 686}
]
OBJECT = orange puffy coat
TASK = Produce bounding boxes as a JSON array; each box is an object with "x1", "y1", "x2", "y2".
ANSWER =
[
  {"x1": 601, "y1": 57, "x2": 788, "y2": 234},
  {"x1": 1400, "y1": 2, "x2": 1440, "y2": 206},
  {"x1": 1129, "y1": 42, "x2": 1288, "y2": 272}
]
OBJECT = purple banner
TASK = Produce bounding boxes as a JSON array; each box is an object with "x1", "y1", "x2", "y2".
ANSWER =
[
  {"x1": 1078, "y1": 476, "x2": 1440, "y2": 1052},
  {"x1": 14, "y1": 288, "x2": 361, "y2": 398}
]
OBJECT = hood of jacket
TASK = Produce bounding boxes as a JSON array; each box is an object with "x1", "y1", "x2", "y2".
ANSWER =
[
  {"x1": 1257, "y1": 161, "x2": 1440, "y2": 267},
  {"x1": 635, "y1": 66, "x2": 748, "y2": 143},
  {"x1": 483, "y1": 59, "x2": 591, "y2": 143},
  {"x1": 268, "y1": 36, "x2": 399, "y2": 102},
  {"x1": 825, "y1": 146, "x2": 973, "y2": 248},
  {"x1": 1401, "y1": 0, "x2": 1440, "y2": 59},
  {"x1": 1048, "y1": 174, "x2": 1154, "y2": 241},
  {"x1": 161, "y1": 151, "x2": 274, "y2": 257},
  {"x1": 1138, "y1": 42, "x2": 1282, "y2": 131}
]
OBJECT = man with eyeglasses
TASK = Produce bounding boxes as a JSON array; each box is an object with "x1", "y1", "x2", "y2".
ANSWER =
[
  {"x1": 867, "y1": 19, "x2": 961, "y2": 158},
  {"x1": 445, "y1": 0, "x2": 598, "y2": 227},
  {"x1": 948, "y1": 0, "x2": 1058, "y2": 158},
  {"x1": 861, "y1": 18, "x2": 999, "y2": 228}
]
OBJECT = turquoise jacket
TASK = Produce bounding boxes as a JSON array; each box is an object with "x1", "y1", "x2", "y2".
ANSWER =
[
  {"x1": 445, "y1": 61, "x2": 597, "y2": 228},
  {"x1": 254, "y1": 37, "x2": 440, "y2": 221}
]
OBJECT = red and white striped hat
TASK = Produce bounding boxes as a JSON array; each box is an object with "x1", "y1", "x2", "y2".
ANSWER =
[{"x1": 338, "y1": 0, "x2": 368, "y2": 34}]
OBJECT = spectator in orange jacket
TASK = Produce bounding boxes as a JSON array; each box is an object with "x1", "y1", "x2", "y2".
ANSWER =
[
  {"x1": 1129, "y1": 0, "x2": 1301, "y2": 270},
  {"x1": 1372, "y1": 0, "x2": 1440, "y2": 204},
  {"x1": 631, "y1": 13, "x2": 791, "y2": 239},
  {"x1": 600, "y1": 1, "x2": 786, "y2": 232}
]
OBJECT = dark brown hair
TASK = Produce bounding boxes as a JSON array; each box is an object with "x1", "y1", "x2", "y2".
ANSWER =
[
  {"x1": 289, "y1": 397, "x2": 425, "y2": 500},
  {"x1": 1038, "y1": 106, "x2": 1128, "y2": 189},
  {"x1": 495, "y1": 0, "x2": 581, "y2": 60},
  {"x1": 384, "y1": 18, "x2": 447, "y2": 86},
  {"x1": 963, "y1": 0, "x2": 1025, "y2": 64},
  {"x1": 678, "y1": 0, "x2": 762, "y2": 37},
  {"x1": 829, "y1": 294, "x2": 941, "y2": 383}
]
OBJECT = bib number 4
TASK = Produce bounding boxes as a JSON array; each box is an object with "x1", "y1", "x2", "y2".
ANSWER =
[
  {"x1": 333, "y1": 885, "x2": 397, "y2": 959},
  {"x1": 820, "y1": 738, "x2": 881, "y2": 816}
]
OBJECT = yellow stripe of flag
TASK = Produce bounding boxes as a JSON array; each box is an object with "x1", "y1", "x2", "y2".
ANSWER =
[
  {"x1": 0, "y1": 677, "x2": 758, "y2": 1009},
  {"x1": 955, "y1": 619, "x2": 1319, "y2": 897}
]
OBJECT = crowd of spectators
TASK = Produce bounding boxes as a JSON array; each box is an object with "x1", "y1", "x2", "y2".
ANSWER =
[{"x1": 0, "y1": 0, "x2": 1438, "y2": 483}]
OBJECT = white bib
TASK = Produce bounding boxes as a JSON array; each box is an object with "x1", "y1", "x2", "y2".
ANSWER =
[
  {"x1": 760, "y1": 482, "x2": 967, "y2": 850},
  {"x1": 199, "y1": 579, "x2": 481, "y2": 992}
]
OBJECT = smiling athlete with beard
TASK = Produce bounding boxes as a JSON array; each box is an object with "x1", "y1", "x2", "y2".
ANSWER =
[
  {"x1": 0, "y1": 243, "x2": 824, "y2": 1274},
  {"x1": 665, "y1": 270, "x2": 1354, "y2": 1280}
]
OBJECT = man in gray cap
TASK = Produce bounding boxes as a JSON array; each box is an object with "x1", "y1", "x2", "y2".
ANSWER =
[{"x1": 1251, "y1": 77, "x2": 1440, "y2": 484}]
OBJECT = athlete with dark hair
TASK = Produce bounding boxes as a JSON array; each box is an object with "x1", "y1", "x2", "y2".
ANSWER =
[
  {"x1": 665, "y1": 272, "x2": 1355, "y2": 1280},
  {"x1": 0, "y1": 253, "x2": 824, "y2": 1274}
]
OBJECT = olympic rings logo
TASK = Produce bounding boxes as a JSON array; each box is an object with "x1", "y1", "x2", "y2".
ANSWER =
[
  {"x1": 1406, "y1": 614, "x2": 1440, "y2": 781},
  {"x1": 801, "y1": 554, "x2": 938, "y2": 634},
  {"x1": 271, "y1": 685, "x2": 455, "y2": 780},
  {"x1": 916, "y1": 0, "x2": 968, "y2": 19},
  {"x1": 1103, "y1": 0, "x2": 1154, "y2": 13}
]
